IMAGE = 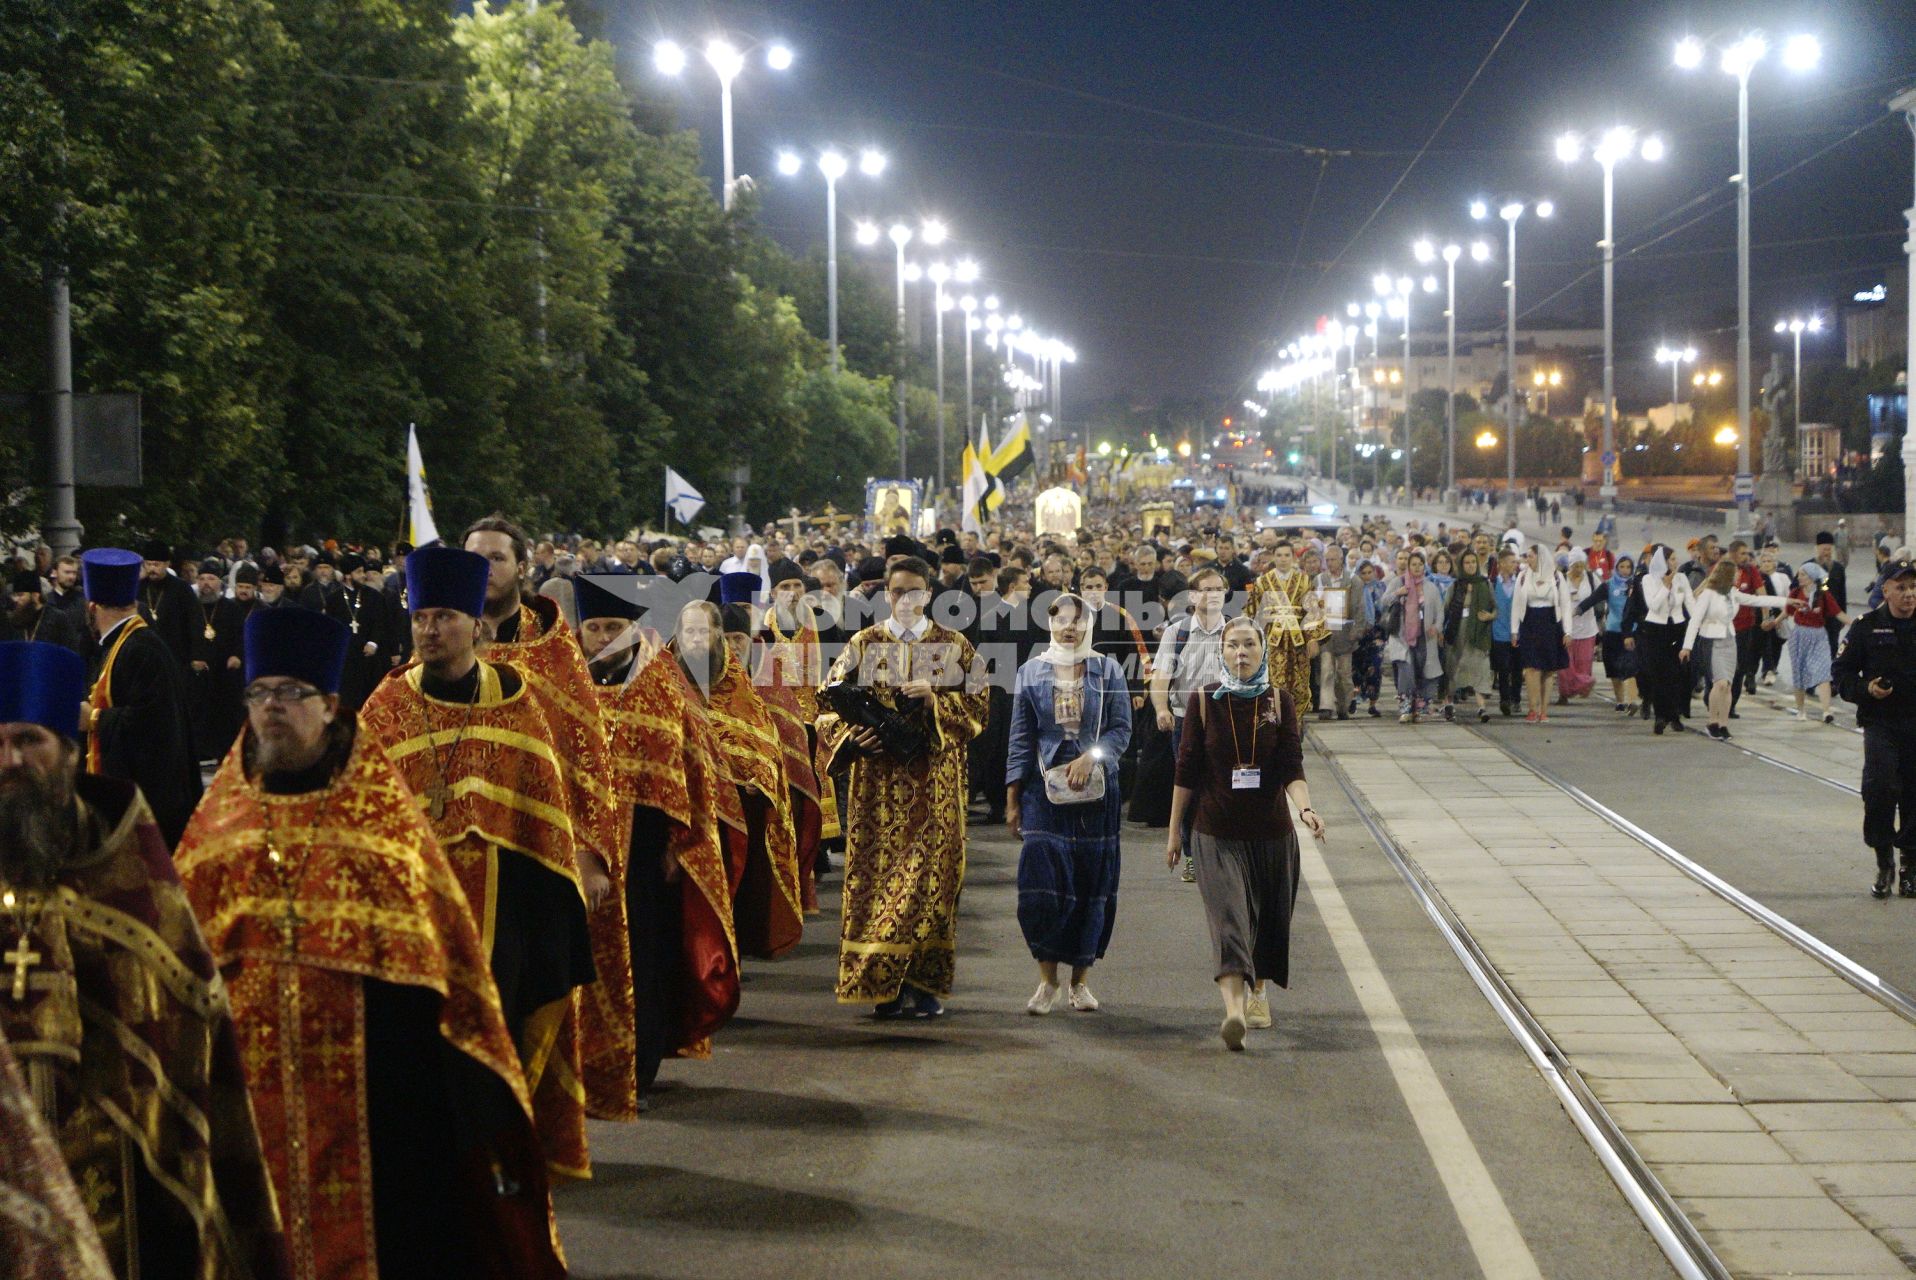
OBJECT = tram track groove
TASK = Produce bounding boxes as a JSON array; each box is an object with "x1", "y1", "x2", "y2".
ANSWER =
[{"x1": 1306, "y1": 729, "x2": 1727, "y2": 1280}]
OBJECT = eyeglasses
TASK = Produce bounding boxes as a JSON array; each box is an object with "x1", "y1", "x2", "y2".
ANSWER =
[{"x1": 242, "y1": 685, "x2": 324, "y2": 707}]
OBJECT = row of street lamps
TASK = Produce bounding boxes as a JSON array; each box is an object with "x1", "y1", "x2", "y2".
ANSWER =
[
  {"x1": 653, "y1": 32, "x2": 1076, "y2": 498},
  {"x1": 1257, "y1": 27, "x2": 1824, "y2": 521}
]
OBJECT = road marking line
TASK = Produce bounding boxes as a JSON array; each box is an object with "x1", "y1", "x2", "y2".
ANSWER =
[{"x1": 1300, "y1": 836, "x2": 1545, "y2": 1280}]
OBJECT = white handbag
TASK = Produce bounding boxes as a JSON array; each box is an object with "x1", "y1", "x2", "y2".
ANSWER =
[{"x1": 1041, "y1": 664, "x2": 1106, "y2": 806}]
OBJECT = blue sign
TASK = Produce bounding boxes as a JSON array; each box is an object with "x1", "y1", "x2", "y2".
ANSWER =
[
  {"x1": 1733, "y1": 473, "x2": 1754, "y2": 497},
  {"x1": 1601, "y1": 450, "x2": 1615, "y2": 467}
]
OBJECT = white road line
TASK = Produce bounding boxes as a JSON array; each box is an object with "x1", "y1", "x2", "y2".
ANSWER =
[{"x1": 1299, "y1": 836, "x2": 1545, "y2": 1280}]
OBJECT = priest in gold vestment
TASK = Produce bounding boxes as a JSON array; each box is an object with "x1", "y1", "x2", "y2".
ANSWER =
[
  {"x1": 815, "y1": 557, "x2": 987, "y2": 1018},
  {"x1": 0, "y1": 642, "x2": 288, "y2": 1279},
  {"x1": 359, "y1": 547, "x2": 599, "y2": 1182},
  {"x1": 178, "y1": 609, "x2": 562, "y2": 1279},
  {"x1": 1245, "y1": 542, "x2": 1327, "y2": 711}
]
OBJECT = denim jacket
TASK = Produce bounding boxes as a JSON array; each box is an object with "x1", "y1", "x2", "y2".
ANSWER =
[{"x1": 1005, "y1": 653, "x2": 1134, "y2": 787}]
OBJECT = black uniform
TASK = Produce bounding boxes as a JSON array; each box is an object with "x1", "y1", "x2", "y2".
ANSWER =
[
  {"x1": 136, "y1": 572, "x2": 199, "y2": 672},
  {"x1": 1832, "y1": 598, "x2": 1916, "y2": 893},
  {"x1": 328, "y1": 583, "x2": 395, "y2": 711},
  {"x1": 90, "y1": 617, "x2": 203, "y2": 846}
]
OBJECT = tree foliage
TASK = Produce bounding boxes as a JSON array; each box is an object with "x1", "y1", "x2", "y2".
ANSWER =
[{"x1": 0, "y1": 0, "x2": 905, "y2": 547}]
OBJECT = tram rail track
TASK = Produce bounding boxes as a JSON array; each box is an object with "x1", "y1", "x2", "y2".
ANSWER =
[
  {"x1": 1583, "y1": 690, "x2": 1860, "y2": 796},
  {"x1": 1307, "y1": 731, "x2": 1729, "y2": 1280}
]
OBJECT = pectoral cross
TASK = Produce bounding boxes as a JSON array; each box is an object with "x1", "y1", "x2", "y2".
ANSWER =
[
  {"x1": 349, "y1": 617, "x2": 359, "y2": 634},
  {"x1": 427, "y1": 784, "x2": 449, "y2": 821},
  {"x1": 278, "y1": 903, "x2": 303, "y2": 949},
  {"x1": 6, "y1": 938, "x2": 42, "y2": 1001}
]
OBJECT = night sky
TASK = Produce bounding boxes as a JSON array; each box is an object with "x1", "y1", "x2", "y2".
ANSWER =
[{"x1": 608, "y1": 0, "x2": 1915, "y2": 412}]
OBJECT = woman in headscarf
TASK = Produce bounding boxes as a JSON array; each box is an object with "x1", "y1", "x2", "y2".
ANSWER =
[
  {"x1": 1443, "y1": 548, "x2": 1497, "y2": 723},
  {"x1": 1165, "y1": 616, "x2": 1326, "y2": 1051},
  {"x1": 1513, "y1": 545, "x2": 1573, "y2": 722},
  {"x1": 1784, "y1": 561, "x2": 1850, "y2": 723},
  {"x1": 1006, "y1": 593, "x2": 1133, "y2": 1016},
  {"x1": 1593, "y1": 554, "x2": 1640, "y2": 714},
  {"x1": 1377, "y1": 549, "x2": 1445, "y2": 724},
  {"x1": 1560, "y1": 556, "x2": 1599, "y2": 702}
]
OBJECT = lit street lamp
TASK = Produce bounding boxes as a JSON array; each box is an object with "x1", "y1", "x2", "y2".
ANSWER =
[
  {"x1": 1772, "y1": 313, "x2": 1824, "y2": 438},
  {"x1": 1473, "y1": 195, "x2": 1555, "y2": 514},
  {"x1": 1416, "y1": 236, "x2": 1492, "y2": 500},
  {"x1": 1558, "y1": 125, "x2": 1665, "y2": 507},
  {"x1": 653, "y1": 37, "x2": 793, "y2": 210},
  {"x1": 1677, "y1": 28, "x2": 1820, "y2": 522},
  {"x1": 856, "y1": 218, "x2": 944, "y2": 477},
  {"x1": 780, "y1": 146, "x2": 885, "y2": 372},
  {"x1": 1655, "y1": 343, "x2": 1699, "y2": 414}
]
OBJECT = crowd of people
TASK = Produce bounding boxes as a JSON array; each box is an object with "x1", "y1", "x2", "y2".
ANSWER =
[{"x1": 3, "y1": 480, "x2": 1913, "y2": 1273}]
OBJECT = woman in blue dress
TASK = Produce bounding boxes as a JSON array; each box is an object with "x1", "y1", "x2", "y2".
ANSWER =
[{"x1": 1006, "y1": 592, "x2": 1133, "y2": 1016}]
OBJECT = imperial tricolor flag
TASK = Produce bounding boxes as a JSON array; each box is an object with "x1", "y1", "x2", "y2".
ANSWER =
[
  {"x1": 406, "y1": 423, "x2": 441, "y2": 547},
  {"x1": 665, "y1": 467, "x2": 706, "y2": 525},
  {"x1": 988, "y1": 417, "x2": 1033, "y2": 486}
]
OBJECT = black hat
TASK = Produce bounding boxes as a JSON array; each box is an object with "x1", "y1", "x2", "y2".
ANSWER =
[
  {"x1": 720, "y1": 602, "x2": 754, "y2": 635},
  {"x1": 574, "y1": 574, "x2": 642, "y2": 622},
  {"x1": 1815, "y1": 530, "x2": 1835, "y2": 546},
  {"x1": 883, "y1": 534, "x2": 919, "y2": 560},
  {"x1": 138, "y1": 539, "x2": 171, "y2": 564},
  {"x1": 339, "y1": 552, "x2": 366, "y2": 575},
  {"x1": 1878, "y1": 557, "x2": 1916, "y2": 588},
  {"x1": 234, "y1": 564, "x2": 260, "y2": 586},
  {"x1": 768, "y1": 560, "x2": 805, "y2": 587},
  {"x1": 244, "y1": 608, "x2": 349, "y2": 694},
  {"x1": 198, "y1": 558, "x2": 224, "y2": 577},
  {"x1": 940, "y1": 545, "x2": 966, "y2": 566},
  {"x1": 855, "y1": 555, "x2": 887, "y2": 583},
  {"x1": 259, "y1": 563, "x2": 285, "y2": 586},
  {"x1": 10, "y1": 570, "x2": 41, "y2": 595}
]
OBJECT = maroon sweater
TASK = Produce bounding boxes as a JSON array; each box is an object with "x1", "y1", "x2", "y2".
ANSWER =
[{"x1": 1175, "y1": 685, "x2": 1306, "y2": 840}]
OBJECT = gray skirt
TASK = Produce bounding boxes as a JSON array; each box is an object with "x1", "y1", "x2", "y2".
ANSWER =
[
  {"x1": 1694, "y1": 635, "x2": 1737, "y2": 685},
  {"x1": 1191, "y1": 828, "x2": 1302, "y2": 987}
]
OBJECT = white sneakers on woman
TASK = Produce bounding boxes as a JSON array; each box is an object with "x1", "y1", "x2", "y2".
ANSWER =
[
  {"x1": 1068, "y1": 983, "x2": 1100, "y2": 1012},
  {"x1": 1244, "y1": 991, "x2": 1272, "y2": 1029},
  {"x1": 1027, "y1": 981, "x2": 1059, "y2": 1015},
  {"x1": 1220, "y1": 1013, "x2": 1247, "y2": 1051}
]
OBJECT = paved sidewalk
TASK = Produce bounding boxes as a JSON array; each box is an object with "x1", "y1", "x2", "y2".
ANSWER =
[{"x1": 1316, "y1": 719, "x2": 1916, "y2": 1277}]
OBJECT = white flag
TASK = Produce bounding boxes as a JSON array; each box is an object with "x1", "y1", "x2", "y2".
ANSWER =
[
  {"x1": 406, "y1": 423, "x2": 441, "y2": 547},
  {"x1": 665, "y1": 467, "x2": 705, "y2": 525}
]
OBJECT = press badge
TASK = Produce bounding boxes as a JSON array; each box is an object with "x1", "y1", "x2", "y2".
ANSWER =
[{"x1": 1231, "y1": 766, "x2": 1261, "y2": 790}]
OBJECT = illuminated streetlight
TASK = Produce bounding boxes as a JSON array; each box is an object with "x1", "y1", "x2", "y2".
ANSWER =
[
  {"x1": 1714, "y1": 424, "x2": 1739, "y2": 446},
  {"x1": 1773, "y1": 313, "x2": 1825, "y2": 436},
  {"x1": 1677, "y1": 27, "x2": 1820, "y2": 521},
  {"x1": 778, "y1": 145, "x2": 885, "y2": 371},
  {"x1": 1473, "y1": 195, "x2": 1554, "y2": 512},
  {"x1": 859, "y1": 219, "x2": 946, "y2": 475},
  {"x1": 652, "y1": 33, "x2": 794, "y2": 209},
  {"x1": 1654, "y1": 343, "x2": 1699, "y2": 411},
  {"x1": 1559, "y1": 123, "x2": 1665, "y2": 506}
]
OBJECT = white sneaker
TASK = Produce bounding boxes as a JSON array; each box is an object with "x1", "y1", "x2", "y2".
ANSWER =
[
  {"x1": 1069, "y1": 983, "x2": 1100, "y2": 1012},
  {"x1": 1245, "y1": 991, "x2": 1272, "y2": 1029},
  {"x1": 1790, "y1": 707, "x2": 1805, "y2": 718},
  {"x1": 1027, "y1": 981, "x2": 1059, "y2": 1016}
]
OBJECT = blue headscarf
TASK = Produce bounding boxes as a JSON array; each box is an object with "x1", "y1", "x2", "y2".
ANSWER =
[{"x1": 1212, "y1": 622, "x2": 1271, "y2": 700}]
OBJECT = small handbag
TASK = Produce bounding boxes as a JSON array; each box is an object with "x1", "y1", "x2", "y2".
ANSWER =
[{"x1": 1041, "y1": 664, "x2": 1107, "y2": 806}]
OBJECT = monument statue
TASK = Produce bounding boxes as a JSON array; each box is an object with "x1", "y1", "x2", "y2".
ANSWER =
[{"x1": 1761, "y1": 354, "x2": 1792, "y2": 477}]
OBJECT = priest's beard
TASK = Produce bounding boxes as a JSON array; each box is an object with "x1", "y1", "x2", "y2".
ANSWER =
[
  {"x1": 773, "y1": 605, "x2": 803, "y2": 634},
  {"x1": 0, "y1": 763, "x2": 76, "y2": 891},
  {"x1": 678, "y1": 647, "x2": 724, "y2": 697}
]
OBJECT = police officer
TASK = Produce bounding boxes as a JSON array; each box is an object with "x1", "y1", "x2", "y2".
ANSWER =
[{"x1": 1833, "y1": 556, "x2": 1916, "y2": 898}]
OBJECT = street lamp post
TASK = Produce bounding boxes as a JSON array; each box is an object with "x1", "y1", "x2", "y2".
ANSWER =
[
  {"x1": 1773, "y1": 314, "x2": 1823, "y2": 438},
  {"x1": 781, "y1": 147, "x2": 885, "y2": 372},
  {"x1": 653, "y1": 37, "x2": 793, "y2": 210},
  {"x1": 1655, "y1": 343, "x2": 1699, "y2": 418},
  {"x1": 1891, "y1": 85, "x2": 1916, "y2": 542},
  {"x1": 859, "y1": 218, "x2": 945, "y2": 478},
  {"x1": 1678, "y1": 30, "x2": 1820, "y2": 525},
  {"x1": 1417, "y1": 237, "x2": 1493, "y2": 503},
  {"x1": 961, "y1": 295, "x2": 979, "y2": 439},
  {"x1": 1474, "y1": 197, "x2": 1554, "y2": 516},
  {"x1": 1559, "y1": 126, "x2": 1665, "y2": 509},
  {"x1": 928, "y1": 263, "x2": 951, "y2": 496}
]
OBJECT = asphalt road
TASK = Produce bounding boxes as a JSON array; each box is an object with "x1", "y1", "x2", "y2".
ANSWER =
[{"x1": 555, "y1": 767, "x2": 1674, "y2": 1280}]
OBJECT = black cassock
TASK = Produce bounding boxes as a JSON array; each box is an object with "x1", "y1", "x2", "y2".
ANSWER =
[
  {"x1": 196, "y1": 597, "x2": 257, "y2": 760},
  {"x1": 92, "y1": 622, "x2": 202, "y2": 846},
  {"x1": 328, "y1": 585, "x2": 394, "y2": 712},
  {"x1": 137, "y1": 573, "x2": 199, "y2": 673}
]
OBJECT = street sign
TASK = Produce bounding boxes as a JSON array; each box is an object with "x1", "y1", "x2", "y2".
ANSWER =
[
  {"x1": 1601, "y1": 450, "x2": 1615, "y2": 467},
  {"x1": 1733, "y1": 473, "x2": 1754, "y2": 498},
  {"x1": 0, "y1": 391, "x2": 142, "y2": 486}
]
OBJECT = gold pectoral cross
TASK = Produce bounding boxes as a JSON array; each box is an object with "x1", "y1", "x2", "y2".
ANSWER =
[
  {"x1": 6, "y1": 938, "x2": 42, "y2": 1001},
  {"x1": 349, "y1": 617, "x2": 360, "y2": 634}
]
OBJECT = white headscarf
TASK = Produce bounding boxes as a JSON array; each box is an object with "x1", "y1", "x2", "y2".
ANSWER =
[{"x1": 1039, "y1": 594, "x2": 1096, "y2": 666}]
